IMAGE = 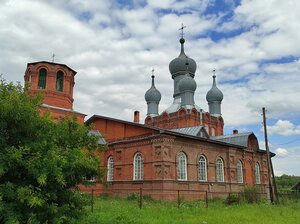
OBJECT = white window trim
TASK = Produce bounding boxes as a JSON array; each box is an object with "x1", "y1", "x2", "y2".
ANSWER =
[
  {"x1": 198, "y1": 155, "x2": 207, "y2": 182},
  {"x1": 177, "y1": 152, "x2": 187, "y2": 181},
  {"x1": 255, "y1": 163, "x2": 261, "y2": 184},
  {"x1": 133, "y1": 153, "x2": 143, "y2": 181},
  {"x1": 107, "y1": 156, "x2": 114, "y2": 182},
  {"x1": 237, "y1": 160, "x2": 243, "y2": 183},
  {"x1": 216, "y1": 158, "x2": 224, "y2": 182}
]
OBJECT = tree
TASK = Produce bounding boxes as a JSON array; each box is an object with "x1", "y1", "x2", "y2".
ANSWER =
[{"x1": 0, "y1": 78, "x2": 104, "y2": 223}]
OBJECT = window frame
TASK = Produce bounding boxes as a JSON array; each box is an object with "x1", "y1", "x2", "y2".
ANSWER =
[
  {"x1": 38, "y1": 68, "x2": 47, "y2": 89},
  {"x1": 237, "y1": 160, "x2": 243, "y2": 183},
  {"x1": 198, "y1": 155, "x2": 207, "y2": 182},
  {"x1": 133, "y1": 153, "x2": 143, "y2": 181},
  {"x1": 255, "y1": 162, "x2": 261, "y2": 184},
  {"x1": 56, "y1": 70, "x2": 64, "y2": 92},
  {"x1": 216, "y1": 157, "x2": 224, "y2": 182},
  {"x1": 107, "y1": 156, "x2": 114, "y2": 182},
  {"x1": 177, "y1": 152, "x2": 187, "y2": 181}
]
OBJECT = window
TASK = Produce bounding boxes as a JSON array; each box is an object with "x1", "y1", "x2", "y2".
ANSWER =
[
  {"x1": 255, "y1": 163, "x2": 260, "y2": 184},
  {"x1": 198, "y1": 155, "x2": 207, "y2": 181},
  {"x1": 211, "y1": 128, "x2": 215, "y2": 136},
  {"x1": 133, "y1": 153, "x2": 143, "y2": 180},
  {"x1": 237, "y1": 160, "x2": 243, "y2": 183},
  {"x1": 216, "y1": 158, "x2": 224, "y2": 182},
  {"x1": 38, "y1": 68, "x2": 47, "y2": 89},
  {"x1": 107, "y1": 157, "x2": 114, "y2": 182},
  {"x1": 56, "y1": 71, "x2": 64, "y2": 91},
  {"x1": 177, "y1": 152, "x2": 187, "y2": 181}
]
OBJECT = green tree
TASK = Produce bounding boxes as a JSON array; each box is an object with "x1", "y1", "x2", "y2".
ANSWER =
[{"x1": 0, "y1": 78, "x2": 104, "y2": 223}]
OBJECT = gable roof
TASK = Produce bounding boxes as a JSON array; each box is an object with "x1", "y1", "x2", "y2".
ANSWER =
[
  {"x1": 170, "y1": 126, "x2": 209, "y2": 138},
  {"x1": 88, "y1": 130, "x2": 106, "y2": 145},
  {"x1": 211, "y1": 132, "x2": 253, "y2": 147}
]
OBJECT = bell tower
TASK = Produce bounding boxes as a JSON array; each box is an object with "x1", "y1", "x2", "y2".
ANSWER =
[{"x1": 24, "y1": 61, "x2": 85, "y2": 123}]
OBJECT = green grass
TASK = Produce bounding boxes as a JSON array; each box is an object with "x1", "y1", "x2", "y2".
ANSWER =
[{"x1": 75, "y1": 196, "x2": 300, "y2": 224}]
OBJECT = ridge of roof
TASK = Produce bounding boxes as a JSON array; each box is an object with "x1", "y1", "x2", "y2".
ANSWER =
[{"x1": 27, "y1": 61, "x2": 77, "y2": 74}]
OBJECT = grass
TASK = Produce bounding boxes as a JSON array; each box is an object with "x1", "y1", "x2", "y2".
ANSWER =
[{"x1": 75, "y1": 196, "x2": 300, "y2": 224}]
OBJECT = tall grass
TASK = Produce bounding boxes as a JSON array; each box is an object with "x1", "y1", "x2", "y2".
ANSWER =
[{"x1": 75, "y1": 195, "x2": 300, "y2": 224}]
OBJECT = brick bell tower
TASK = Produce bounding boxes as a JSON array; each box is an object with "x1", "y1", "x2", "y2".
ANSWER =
[{"x1": 24, "y1": 61, "x2": 85, "y2": 123}]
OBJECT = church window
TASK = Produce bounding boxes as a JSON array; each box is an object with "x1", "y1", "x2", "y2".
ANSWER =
[
  {"x1": 216, "y1": 158, "x2": 224, "y2": 182},
  {"x1": 198, "y1": 155, "x2": 207, "y2": 181},
  {"x1": 38, "y1": 68, "x2": 47, "y2": 89},
  {"x1": 211, "y1": 128, "x2": 215, "y2": 136},
  {"x1": 107, "y1": 156, "x2": 114, "y2": 182},
  {"x1": 237, "y1": 160, "x2": 243, "y2": 183},
  {"x1": 177, "y1": 152, "x2": 187, "y2": 181},
  {"x1": 255, "y1": 162, "x2": 260, "y2": 184},
  {"x1": 133, "y1": 153, "x2": 143, "y2": 180},
  {"x1": 56, "y1": 71, "x2": 64, "y2": 91}
]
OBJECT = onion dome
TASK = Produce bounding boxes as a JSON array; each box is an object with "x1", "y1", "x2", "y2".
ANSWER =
[
  {"x1": 206, "y1": 75, "x2": 223, "y2": 102},
  {"x1": 145, "y1": 75, "x2": 161, "y2": 103},
  {"x1": 169, "y1": 38, "x2": 197, "y2": 78},
  {"x1": 178, "y1": 72, "x2": 197, "y2": 93}
]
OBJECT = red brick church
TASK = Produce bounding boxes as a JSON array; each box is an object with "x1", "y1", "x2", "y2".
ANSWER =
[{"x1": 24, "y1": 36, "x2": 274, "y2": 200}]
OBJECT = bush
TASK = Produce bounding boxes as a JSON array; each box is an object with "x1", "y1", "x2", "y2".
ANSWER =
[
  {"x1": 225, "y1": 193, "x2": 240, "y2": 205},
  {"x1": 241, "y1": 186, "x2": 261, "y2": 203}
]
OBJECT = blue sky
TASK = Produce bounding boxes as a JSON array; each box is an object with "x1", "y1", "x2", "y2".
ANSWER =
[{"x1": 0, "y1": 0, "x2": 299, "y2": 175}]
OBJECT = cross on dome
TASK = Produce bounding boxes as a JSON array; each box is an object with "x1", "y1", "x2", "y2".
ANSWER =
[{"x1": 179, "y1": 23, "x2": 186, "y2": 39}]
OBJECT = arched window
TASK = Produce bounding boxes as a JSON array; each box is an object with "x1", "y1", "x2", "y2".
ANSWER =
[
  {"x1": 177, "y1": 152, "x2": 187, "y2": 181},
  {"x1": 204, "y1": 125, "x2": 209, "y2": 134},
  {"x1": 255, "y1": 163, "x2": 260, "y2": 184},
  {"x1": 216, "y1": 158, "x2": 224, "y2": 182},
  {"x1": 107, "y1": 157, "x2": 114, "y2": 182},
  {"x1": 38, "y1": 68, "x2": 47, "y2": 89},
  {"x1": 56, "y1": 71, "x2": 64, "y2": 91},
  {"x1": 198, "y1": 155, "x2": 207, "y2": 181},
  {"x1": 237, "y1": 160, "x2": 243, "y2": 183},
  {"x1": 211, "y1": 128, "x2": 215, "y2": 136},
  {"x1": 133, "y1": 153, "x2": 143, "y2": 180}
]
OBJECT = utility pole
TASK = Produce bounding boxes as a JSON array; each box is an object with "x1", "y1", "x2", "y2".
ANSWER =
[{"x1": 262, "y1": 107, "x2": 275, "y2": 203}]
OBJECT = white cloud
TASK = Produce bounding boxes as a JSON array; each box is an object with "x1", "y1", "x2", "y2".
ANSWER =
[
  {"x1": 267, "y1": 120, "x2": 300, "y2": 136},
  {"x1": 275, "y1": 147, "x2": 289, "y2": 158},
  {"x1": 1, "y1": 0, "x2": 300, "y2": 175}
]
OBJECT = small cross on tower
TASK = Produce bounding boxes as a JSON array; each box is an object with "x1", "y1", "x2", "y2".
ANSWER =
[
  {"x1": 151, "y1": 68, "x2": 155, "y2": 77},
  {"x1": 212, "y1": 68, "x2": 216, "y2": 78},
  {"x1": 179, "y1": 23, "x2": 186, "y2": 38},
  {"x1": 52, "y1": 53, "x2": 55, "y2": 63}
]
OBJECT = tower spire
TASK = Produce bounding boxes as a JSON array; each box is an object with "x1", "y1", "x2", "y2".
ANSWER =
[{"x1": 179, "y1": 23, "x2": 186, "y2": 39}]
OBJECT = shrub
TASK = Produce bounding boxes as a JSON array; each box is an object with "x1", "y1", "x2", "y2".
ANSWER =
[
  {"x1": 225, "y1": 193, "x2": 240, "y2": 205},
  {"x1": 241, "y1": 186, "x2": 261, "y2": 203}
]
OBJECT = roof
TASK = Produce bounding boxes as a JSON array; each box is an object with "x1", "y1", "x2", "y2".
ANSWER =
[
  {"x1": 88, "y1": 130, "x2": 106, "y2": 145},
  {"x1": 170, "y1": 126, "x2": 209, "y2": 138},
  {"x1": 211, "y1": 132, "x2": 253, "y2": 147},
  {"x1": 291, "y1": 180, "x2": 300, "y2": 190},
  {"x1": 86, "y1": 115, "x2": 249, "y2": 149},
  {"x1": 27, "y1": 61, "x2": 77, "y2": 74},
  {"x1": 41, "y1": 104, "x2": 86, "y2": 116}
]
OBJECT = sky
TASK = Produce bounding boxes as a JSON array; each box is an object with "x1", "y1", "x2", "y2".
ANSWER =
[{"x1": 1, "y1": 0, "x2": 299, "y2": 176}]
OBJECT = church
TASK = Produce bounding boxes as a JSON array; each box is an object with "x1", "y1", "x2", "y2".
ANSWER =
[{"x1": 24, "y1": 35, "x2": 274, "y2": 200}]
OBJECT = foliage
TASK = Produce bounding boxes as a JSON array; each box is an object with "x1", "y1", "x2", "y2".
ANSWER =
[
  {"x1": 275, "y1": 174, "x2": 300, "y2": 193},
  {"x1": 0, "y1": 79, "x2": 104, "y2": 223},
  {"x1": 225, "y1": 193, "x2": 240, "y2": 205},
  {"x1": 76, "y1": 196, "x2": 300, "y2": 224},
  {"x1": 240, "y1": 186, "x2": 261, "y2": 204}
]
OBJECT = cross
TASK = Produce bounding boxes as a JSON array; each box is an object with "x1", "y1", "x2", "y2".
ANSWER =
[
  {"x1": 179, "y1": 23, "x2": 186, "y2": 38},
  {"x1": 52, "y1": 53, "x2": 55, "y2": 63},
  {"x1": 151, "y1": 68, "x2": 155, "y2": 78}
]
